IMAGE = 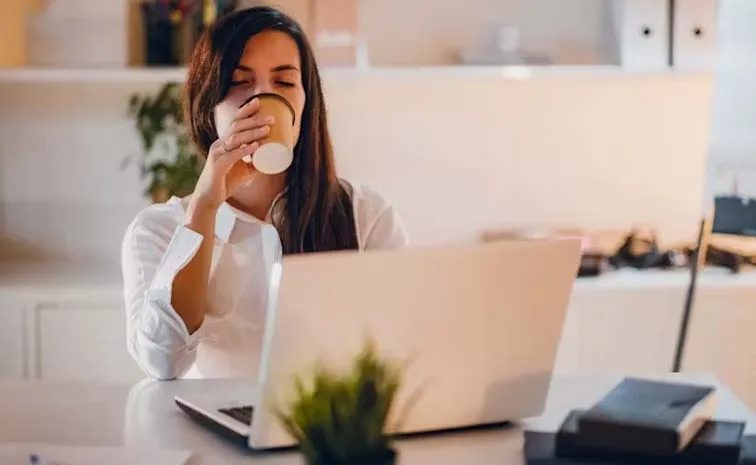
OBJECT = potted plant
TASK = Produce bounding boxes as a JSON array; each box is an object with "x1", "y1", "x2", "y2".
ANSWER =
[
  {"x1": 125, "y1": 82, "x2": 203, "y2": 203},
  {"x1": 276, "y1": 340, "x2": 408, "y2": 465}
]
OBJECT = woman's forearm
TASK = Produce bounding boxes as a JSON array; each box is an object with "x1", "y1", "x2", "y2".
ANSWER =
[{"x1": 172, "y1": 198, "x2": 217, "y2": 334}]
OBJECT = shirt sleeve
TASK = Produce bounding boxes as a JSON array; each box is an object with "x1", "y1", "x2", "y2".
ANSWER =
[
  {"x1": 364, "y1": 203, "x2": 410, "y2": 250},
  {"x1": 121, "y1": 207, "x2": 206, "y2": 380},
  {"x1": 354, "y1": 184, "x2": 410, "y2": 250}
]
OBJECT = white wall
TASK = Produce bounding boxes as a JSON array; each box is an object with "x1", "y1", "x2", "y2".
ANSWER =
[
  {"x1": 706, "y1": 0, "x2": 756, "y2": 197},
  {"x1": 327, "y1": 71, "x2": 712, "y2": 247},
  {"x1": 361, "y1": 0, "x2": 609, "y2": 66},
  {"x1": 0, "y1": 71, "x2": 714, "y2": 262},
  {"x1": 0, "y1": 83, "x2": 148, "y2": 262}
]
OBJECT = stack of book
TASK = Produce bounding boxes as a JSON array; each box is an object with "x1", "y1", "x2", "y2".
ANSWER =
[{"x1": 525, "y1": 377, "x2": 753, "y2": 464}]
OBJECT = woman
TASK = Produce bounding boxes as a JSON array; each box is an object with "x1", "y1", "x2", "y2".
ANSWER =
[{"x1": 121, "y1": 7, "x2": 408, "y2": 381}]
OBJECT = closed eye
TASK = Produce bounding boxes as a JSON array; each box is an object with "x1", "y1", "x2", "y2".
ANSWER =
[
  {"x1": 230, "y1": 80, "x2": 249, "y2": 87},
  {"x1": 276, "y1": 81, "x2": 295, "y2": 88}
]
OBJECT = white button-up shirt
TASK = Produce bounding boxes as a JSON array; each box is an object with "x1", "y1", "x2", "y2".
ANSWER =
[{"x1": 121, "y1": 182, "x2": 408, "y2": 380}]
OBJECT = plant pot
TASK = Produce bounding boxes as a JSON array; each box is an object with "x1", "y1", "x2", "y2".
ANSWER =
[{"x1": 309, "y1": 448, "x2": 398, "y2": 465}]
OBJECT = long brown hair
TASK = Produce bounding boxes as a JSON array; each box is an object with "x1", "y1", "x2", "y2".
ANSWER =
[{"x1": 184, "y1": 6, "x2": 358, "y2": 255}]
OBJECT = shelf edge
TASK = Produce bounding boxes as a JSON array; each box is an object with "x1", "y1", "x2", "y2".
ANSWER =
[{"x1": 0, "y1": 65, "x2": 713, "y2": 84}]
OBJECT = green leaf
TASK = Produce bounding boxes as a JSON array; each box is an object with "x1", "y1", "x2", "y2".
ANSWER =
[
  {"x1": 275, "y1": 339, "x2": 410, "y2": 464},
  {"x1": 124, "y1": 82, "x2": 200, "y2": 200}
]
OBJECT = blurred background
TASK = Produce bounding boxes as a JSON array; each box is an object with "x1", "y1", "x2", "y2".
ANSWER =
[{"x1": 2, "y1": 0, "x2": 756, "y2": 411}]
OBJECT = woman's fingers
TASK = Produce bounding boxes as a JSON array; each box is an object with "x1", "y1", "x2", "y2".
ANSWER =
[
  {"x1": 208, "y1": 139, "x2": 260, "y2": 166},
  {"x1": 234, "y1": 96, "x2": 261, "y2": 119},
  {"x1": 226, "y1": 114, "x2": 275, "y2": 136},
  {"x1": 221, "y1": 126, "x2": 271, "y2": 152},
  {"x1": 222, "y1": 141, "x2": 260, "y2": 168}
]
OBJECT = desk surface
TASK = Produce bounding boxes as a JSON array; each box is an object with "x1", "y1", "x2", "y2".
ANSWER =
[{"x1": 0, "y1": 374, "x2": 753, "y2": 465}]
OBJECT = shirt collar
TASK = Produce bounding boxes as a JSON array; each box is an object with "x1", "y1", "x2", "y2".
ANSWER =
[
  {"x1": 214, "y1": 202, "x2": 238, "y2": 243},
  {"x1": 176, "y1": 193, "x2": 284, "y2": 243}
]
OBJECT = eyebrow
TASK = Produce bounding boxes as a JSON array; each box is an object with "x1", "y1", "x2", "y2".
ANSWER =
[
  {"x1": 234, "y1": 64, "x2": 300, "y2": 72},
  {"x1": 272, "y1": 65, "x2": 300, "y2": 73}
]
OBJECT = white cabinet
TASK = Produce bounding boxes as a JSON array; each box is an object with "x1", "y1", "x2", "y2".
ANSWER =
[
  {"x1": 684, "y1": 286, "x2": 756, "y2": 410},
  {"x1": 0, "y1": 298, "x2": 26, "y2": 380},
  {"x1": 575, "y1": 287, "x2": 685, "y2": 375},
  {"x1": 0, "y1": 270, "x2": 145, "y2": 383},
  {"x1": 34, "y1": 302, "x2": 143, "y2": 382},
  {"x1": 552, "y1": 270, "x2": 756, "y2": 411}
]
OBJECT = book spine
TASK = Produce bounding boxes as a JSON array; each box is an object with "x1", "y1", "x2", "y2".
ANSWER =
[{"x1": 578, "y1": 419, "x2": 680, "y2": 455}]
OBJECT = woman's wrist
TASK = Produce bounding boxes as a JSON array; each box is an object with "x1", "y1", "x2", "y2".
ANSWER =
[{"x1": 186, "y1": 195, "x2": 219, "y2": 233}]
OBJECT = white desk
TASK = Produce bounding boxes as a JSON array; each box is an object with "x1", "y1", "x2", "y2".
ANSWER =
[{"x1": 0, "y1": 374, "x2": 753, "y2": 465}]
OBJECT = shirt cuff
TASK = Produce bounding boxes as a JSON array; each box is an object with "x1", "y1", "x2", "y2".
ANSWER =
[
  {"x1": 144, "y1": 288, "x2": 204, "y2": 346},
  {"x1": 144, "y1": 225, "x2": 205, "y2": 343},
  {"x1": 151, "y1": 225, "x2": 204, "y2": 291}
]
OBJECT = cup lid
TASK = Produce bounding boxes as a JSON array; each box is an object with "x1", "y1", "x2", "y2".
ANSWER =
[{"x1": 239, "y1": 93, "x2": 296, "y2": 126}]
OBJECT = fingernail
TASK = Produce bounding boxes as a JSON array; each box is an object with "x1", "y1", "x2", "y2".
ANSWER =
[
  {"x1": 265, "y1": 115, "x2": 275, "y2": 124},
  {"x1": 245, "y1": 98, "x2": 259, "y2": 107},
  {"x1": 262, "y1": 125, "x2": 271, "y2": 133}
]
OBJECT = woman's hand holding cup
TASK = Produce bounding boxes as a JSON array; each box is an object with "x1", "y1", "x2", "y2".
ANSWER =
[{"x1": 191, "y1": 97, "x2": 274, "y2": 211}]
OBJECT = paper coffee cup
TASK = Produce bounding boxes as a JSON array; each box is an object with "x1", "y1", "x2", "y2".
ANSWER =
[{"x1": 240, "y1": 93, "x2": 295, "y2": 175}]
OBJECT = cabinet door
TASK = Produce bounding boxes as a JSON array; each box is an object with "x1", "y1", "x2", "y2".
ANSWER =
[
  {"x1": 0, "y1": 299, "x2": 26, "y2": 379},
  {"x1": 34, "y1": 302, "x2": 144, "y2": 382},
  {"x1": 684, "y1": 287, "x2": 756, "y2": 411},
  {"x1": 575, "y1": 287, "x2": 685, "y2": 375}
]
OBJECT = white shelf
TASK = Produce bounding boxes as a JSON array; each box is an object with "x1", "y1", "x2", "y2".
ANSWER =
[
  {"x1": 0, "y1": 67, "x2": 188, "y2": 83},
  {"x1": 573, "y1": 267, "x2": 756, "y2": 291},
  {"x1": 0, "y1": 65, "x2": 712, "y2": 84}
]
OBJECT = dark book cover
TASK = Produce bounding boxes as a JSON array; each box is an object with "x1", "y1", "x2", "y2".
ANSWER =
[
  {"x1": 524, "y1": 426, "x2": 618, "y2": 465},
  {"x1": 548, "y1": 410, "x2": 743, "y2": 465},
  {"x1": 577, "y1": 378, "x2": 716, "y2": 455},
  {"x1": 740, "y1": 435, "x2": 756, "y2": 465}
]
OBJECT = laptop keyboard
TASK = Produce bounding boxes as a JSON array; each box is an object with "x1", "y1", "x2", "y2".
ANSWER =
[{"x1": 218, "y1": 406, "x2": 254, "y2": 425}]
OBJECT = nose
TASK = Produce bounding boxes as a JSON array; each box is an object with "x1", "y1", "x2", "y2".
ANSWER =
[{"x1": 253, "y1": 78, "x2": 274, "y2": 96}]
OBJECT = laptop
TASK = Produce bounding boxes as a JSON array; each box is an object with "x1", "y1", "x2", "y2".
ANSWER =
[{"x1": 175, "y1": 238, "x2": 582, "y2": 450}]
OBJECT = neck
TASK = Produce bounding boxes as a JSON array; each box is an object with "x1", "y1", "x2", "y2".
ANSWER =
[{"x1": 228, "y1": 174, "x2": 286, "y2": 221}]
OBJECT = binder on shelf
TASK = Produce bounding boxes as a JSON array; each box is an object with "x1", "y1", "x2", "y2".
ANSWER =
[
  {"x1": 610, "y1": 0, "x2": 671, "y2": 70},
  {"x1": 0, "y1": 1, "x2": 30, "y2": 67},
  {"x1": 672, "y1": 0, "x2": 720, "y2": 70}
]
